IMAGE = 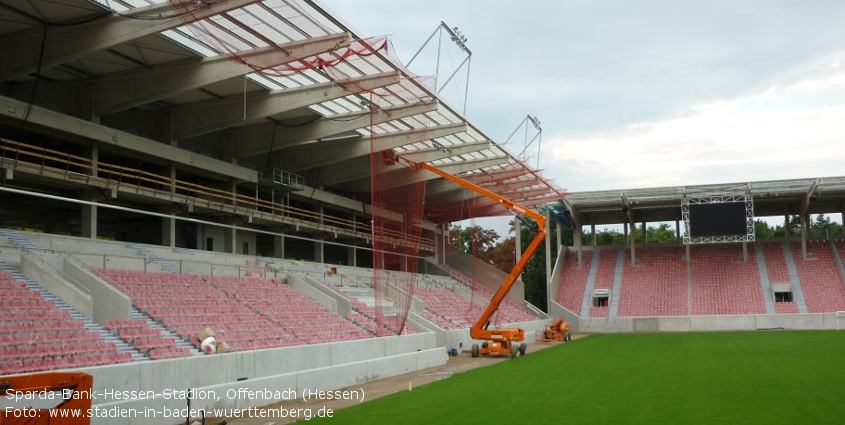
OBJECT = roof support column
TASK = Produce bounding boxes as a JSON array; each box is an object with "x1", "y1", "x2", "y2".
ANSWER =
[
  {"x1": 314, "y1": 203, "x2": 324, "y2": 264},
  {"x1": 641, "y1": 220, "x2": 647, "y2": 245},
  {"x1": 623, "y1": 222, "x2": 628, "y2": 246},
  {"x1": 573, "y1": 220, "x2": 582, "y2": 268},
  {"x1": 545, "y1": 209, "x2": 553, "y2": 309},
  {"x1": 784, "y1": 214, "x2": 791, "y2": 238},
  {"x1": 590, "y1": 218, "x2": 596, "y2": 247},
  {"x1": 800, "y1": 214, "x2": 808, "y2": 259},
  {"x1": 742, "y1": 242, "x2": 749, "y2": 262},
  {"x1": 81, "y1": 202, "x2": 97, "y2": 240},
  {"x1": 272, "y1": 225, "x2": 285, "y2": 259},
  {"x1": 562, "y1": 198, "x2": 582, "y2": 267},
  {"x1": 841, "y1": 203, "x2": 845, "y2": 236},
  {"x1": 799, "y1": 179, "x2": 819, "y2": 259},
  {"x1": 622, "y1": 194, "x2": 635, "y2": 266},
  {"x1": 630, "y1": 223, "x2": 636, "y2": 266},
  {"x1": 224, "y1": 222, "x2": 236, "y2": 255},
  {"x1": 348, "y1": 243, "x2": 357, "y2": 268}
]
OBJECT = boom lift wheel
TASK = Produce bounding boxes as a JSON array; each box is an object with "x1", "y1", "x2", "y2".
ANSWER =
[
  {"x1": 510, "y1": 344, "x2": 518, "y2": 358},
  {"x1": 471, "y1": 344, "x2": 479, "y2": 358},
  {"x1": 519, "y1": 342, "x2": 527, "y2": 356},
  {"x1": 481, "y1": 341, "x2": 488, "y2": 349}
]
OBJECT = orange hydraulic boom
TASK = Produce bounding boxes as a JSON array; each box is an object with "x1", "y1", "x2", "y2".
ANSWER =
[
  {"x1": 395, "y1": 154, "x2": 547, "y2": 358},
  {"x1": 538, "y1": 315, "x2": 572, "y2": 342},
  {"x1": 0, "y1": 371, "x2": 93, "y2": 425}
]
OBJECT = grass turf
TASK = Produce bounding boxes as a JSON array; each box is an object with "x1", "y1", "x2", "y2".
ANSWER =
[{"x1": 311, "y1": 331, "x2": 845, "y2": 424}]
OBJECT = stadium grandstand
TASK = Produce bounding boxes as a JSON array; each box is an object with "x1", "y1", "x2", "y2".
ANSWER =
[
  {"x1": 1, "y1": 0, "x2": 845, "y2": 423},
  {"x1": 0, "y1": 0, "x2": 559, "y2": 421},
  {"x1": 548, "y1": 178, "x2": 845, "y2": 332}
]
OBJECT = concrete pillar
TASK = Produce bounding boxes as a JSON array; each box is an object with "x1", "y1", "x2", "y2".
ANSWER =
[
  {"x1": 169, "y1": 164, "x2": 177, "y2": 195},
  {"x1": 590, "y1": 219, "x2": 596, "y2": 246},
  {"x1": 89, "y1": 141, "x2": 99, "y2": 178},
  {"x1": 167, "y1": 113, "x2": 177, "y2": 147},
  {"x1": 224, "y1": 225, "x2": 236, "y2": 254},
  {"x1": 574, "y1": 222, "x2": 582, "y2": 268},
  {"x1": 162, "y1": 215, "x2": 175, "y2": 248},
  {"x1": 78, "y1": 190, "x2": 100, "y2": 239},
  {"x1": 623, "y1": 222, "x2": 628, "y2": 247},
  {"x1": 641, "y1": 220, "x2": 647, "y2": 244},
  {"x1": 800, "y1": 214, "x2": 808, "y2": 259},
  {"x1": 685, "y1": 244, "x2": 691, "y2": 262},
  {"x1": 272, "y1": 226, "x2": 284, "y2": 259},
  {"x1": 230, "y1": 180, "x2": 238, "y2": 208},
  {"x1": 784, "y1": 215, "x2": 790, "y2": 238},
  {"x1": 630, "y1": 222, "x2": 637, "y2": 265},
  {"x1": 347, "y1": 244, "x2": 357, "y2": 267},
  {"x1": 742, "y1": 242, "x2": 749, "y2": 262},
  {"x1": 839, "y1": 202, "x2": 845, "y2": 236},
  {"x1": 81, "y1": 204, "x2": 97, "y2": 239},
  {"x1": 514, "y1": 219, "x2": 522, "y2": 264},
  {"x1": 314, "y1": 238, "x2": 324, "y2": 263}
]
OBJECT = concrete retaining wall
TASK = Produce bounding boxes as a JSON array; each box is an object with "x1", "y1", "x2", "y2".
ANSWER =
[
  {"x1": 444, "y1": 250, "x2": 525, "y2": 303},
  {"x1": 578, "y1": 313, "x2": 842, "y2": 333},
  {"x1": 288, "y1": 273, "x2": 349, "y2": 317},
  {"x1": 76, "y1": 331, "x2": 436, "y2": 407},
  {"x1": 64, "y1": 259, "x2": 132, "y2": 324},
  {"x1": 549, "y1": 301, "x2": 580, "y2": 331},
  {"x1": 87, "y1": 347, "x2": 445, "y2": 425},
  {"x1": 28, "y1": 332, "x2": 440, "y2": 425},
  {"x1": 20, "y1": 253, "x2": 93, "y2": 319}
]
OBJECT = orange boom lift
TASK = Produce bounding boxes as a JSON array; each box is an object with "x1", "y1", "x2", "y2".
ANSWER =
[
  {"x1": 0, "y1": 371, "x2": 93, "y2": 425},
  {"x1": 395, "y1": 154, "x2": 547, "y2": 358},
  {"x1": 538, "y1": 316, "x2": 572, "y2": 342}
]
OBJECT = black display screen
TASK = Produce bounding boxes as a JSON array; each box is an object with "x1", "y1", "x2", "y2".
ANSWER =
[{"x1": 689, "y1": 202, "x2": 747, "y2": 237}]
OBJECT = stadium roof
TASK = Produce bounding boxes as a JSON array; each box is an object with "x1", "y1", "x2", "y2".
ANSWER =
[
  {"x1": 0, "y1": 0, "x2": 565, "y2": 222},
  {"x1": 549, "y1": 176, "x2": 845, "y2": 227}
]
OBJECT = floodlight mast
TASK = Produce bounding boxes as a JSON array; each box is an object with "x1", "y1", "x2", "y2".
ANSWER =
[{"x1": 393, "y1": 153, "x2": 546, "y2": 358}]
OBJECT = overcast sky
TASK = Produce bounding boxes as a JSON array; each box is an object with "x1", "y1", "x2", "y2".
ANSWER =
[{"x1": 323, "y1": 1, "x2": 845, "y2": 233}]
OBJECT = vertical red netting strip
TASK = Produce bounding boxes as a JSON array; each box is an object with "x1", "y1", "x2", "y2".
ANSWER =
[{"x1": 369, "y1": 94, "x2": 429, "y2": 335}]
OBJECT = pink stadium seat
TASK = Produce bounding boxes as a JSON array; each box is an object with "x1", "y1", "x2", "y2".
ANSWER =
[{"x1": 792, "y1": 241, "x2": 845, "y2": 313}]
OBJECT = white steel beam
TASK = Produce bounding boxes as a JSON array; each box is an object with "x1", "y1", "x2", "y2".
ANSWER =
[
  {"x1": 282, "y1": 123, "x2": 466, "y2": 172},
  {"x1": 232, "y1": 101, "x2": 438, "y2": 158},
  {"x1": 0, "y1": 0, "x2": 263, "y2": 81},
  {"x1": 95, "y1": 33, "x2": 351, "y2": 115}
]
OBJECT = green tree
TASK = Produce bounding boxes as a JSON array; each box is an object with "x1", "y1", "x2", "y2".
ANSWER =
[
  {"x1": 646, "y1": 223, "x2": 677, "y2": 244},
  {"x1": 810, "y1": 214, "x2": 842, "y2": 238},
  {"x1": 448, "y1": 224, "x2": 501, "y2": 267},
  {"x1": 754, "y1": 219, "x2": 775, "y2": 239}
]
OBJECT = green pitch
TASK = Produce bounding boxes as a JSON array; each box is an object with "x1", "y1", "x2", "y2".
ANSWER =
[{"x1": 314, "y1": 331, "x2": 845, "y2": 425}]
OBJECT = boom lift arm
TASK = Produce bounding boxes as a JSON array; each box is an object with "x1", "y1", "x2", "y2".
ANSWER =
[{"x1": 395, "y1": 154, "x2": 547, "y2": 355}]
